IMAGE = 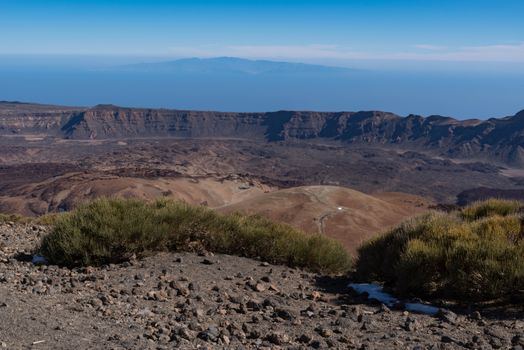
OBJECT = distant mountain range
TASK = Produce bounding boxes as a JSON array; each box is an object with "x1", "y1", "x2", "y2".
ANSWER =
[
  {"x1": 1, "y1": 101, "x2": 524, "y2": 166},
  {"x1": 117, "y1": 57, "x2": 355, "y2": 75}
]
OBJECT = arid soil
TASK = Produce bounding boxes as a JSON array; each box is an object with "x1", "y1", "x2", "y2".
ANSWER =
[
  {"x1": 1, "y1": 222, "x2": 524, "y2": 349},
  {"x1": 0, "y1": 170, "x2": 273, "y2": 217},
  {"x1": 218, "y1": 186, "x2": 430, "y2": 254},
  {"x1": 1, "y1": 137, "x2": 519, "y2": 206}
]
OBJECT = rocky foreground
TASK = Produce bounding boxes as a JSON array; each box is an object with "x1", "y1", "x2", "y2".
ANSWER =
[{"x1": 0, "y1": 223, "x2": 523, "y2": 349}]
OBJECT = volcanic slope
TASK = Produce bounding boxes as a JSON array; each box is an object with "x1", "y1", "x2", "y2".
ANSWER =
[
  {"x1": 0, "y1": 172, "x2": 273, "y2": 217},
  {"x1": 0, "y1": 171, "x2": 431, "y2": 255},
  {"x1": 218, "y1": 186, "x2": 431, "y2": 254}
]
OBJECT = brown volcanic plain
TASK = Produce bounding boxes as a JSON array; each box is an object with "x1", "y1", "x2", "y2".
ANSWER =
[{"x1": 2, "y1": 102, "x2": 524, "y2": 252}]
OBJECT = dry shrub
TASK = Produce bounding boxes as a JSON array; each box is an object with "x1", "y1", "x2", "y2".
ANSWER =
[
  {"x1": 39, "y1": 198, "x2": 352, "y2": 274},
  {"x1": 356, "y1": 200, "x2": 524, "y2": 301}
]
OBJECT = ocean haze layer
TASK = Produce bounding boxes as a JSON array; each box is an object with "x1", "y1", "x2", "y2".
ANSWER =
[{"x1": 0, "y1": 56, "x2": 523, "y2": 119}]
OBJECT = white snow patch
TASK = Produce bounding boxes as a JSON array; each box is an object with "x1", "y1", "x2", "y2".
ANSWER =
[
  {"x1": 349, "y1": 283, "x2": 439, "y2": 315},
  {"x1": 32, "y1": 255, "x2": 48, "y2": 265},
  {"x1": 405, "y1": 303, "x2": 439, "y2": 315},
  {"x1": 349, "y1": 283, "x2": 397, "y2": 306}
]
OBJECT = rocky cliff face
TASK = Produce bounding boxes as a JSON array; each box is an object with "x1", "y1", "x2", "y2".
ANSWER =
[
  {"x1": 64, "y1": 106, "x2": 270, "y2": 140},
  {"x1": 2, "y1": 102, "x2": 524, "y2": 165},
  {"x1": 0, "y1": 102, "x2": 81, "y2": 136}
]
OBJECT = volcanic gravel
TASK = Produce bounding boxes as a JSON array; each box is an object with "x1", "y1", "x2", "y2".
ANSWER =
[{"x1": 0, "y1": 223, "x2": 523, "y2": 349}]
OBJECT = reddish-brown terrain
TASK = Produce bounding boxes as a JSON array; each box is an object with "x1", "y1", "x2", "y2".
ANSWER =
[{"x1": 219, "y1": 186, "x2": 430, "y2": 254}]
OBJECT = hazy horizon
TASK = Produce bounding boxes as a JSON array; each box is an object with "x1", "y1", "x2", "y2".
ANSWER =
[
  {"x1": 0, "y1": 55, "x2": 523, "y2": 119},
  {"x1": 1, "y1": 0, "x2": 523, "y2": 119}
]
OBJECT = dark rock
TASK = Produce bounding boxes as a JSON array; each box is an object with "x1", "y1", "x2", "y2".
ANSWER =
[
  {"x1": 298, "y1": 334, "x2": 312, "y2": 343},
  {"x1": 197, "y1": 325, "x2": 220, "y2": 342},
  {"x1": 261, "y1": 276, "x2": 271, "y2": 283},
  {"x1": 437, "y1": 309, "x2": 458, "y2": 325},
  {"x1": 316, "y1": 326, "x2": 333, "y2": 338},
  {"x1": 404, "y1": 317, "x2": 420, "y2": 332},
  {"x1": 246, "y1": 299, "x2": 262, "y2": 311},
  {"x1": 441, "y1": 335, "x2": 454, "y2": 343},
  {"x1": 266, "y1": 332, "x2": 289, "y2": 345},
  {"x1": 275, "y1": 308, "x2": 296, "y2": 321},
  {"x1": 201, "y1": 259, "x2": 214, "y2": 265},
  {"x1": 175, "y1": 327, "x2": 194, "y2": 341},
  {"x1": 512, "y1": 334, "x2": 524, "y2": 346},
  {"x1": 469, "y1": 311, "x2": 482, "y2": 320},
  {"x1": 310, "y1": 340, "x2": 323, "y2": 348}
]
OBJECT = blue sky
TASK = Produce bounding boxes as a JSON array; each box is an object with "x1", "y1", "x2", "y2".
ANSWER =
[{"x1": 1, "y1": 0, "x2": 523, "y2": 68}]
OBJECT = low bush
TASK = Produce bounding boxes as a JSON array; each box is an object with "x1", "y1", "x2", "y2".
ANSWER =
[
  {"x1": 0, "y1": 213, "x2": 28, "y2": 224},
  {"x1": 39, "y1": 198, "x2": 352, "y2": 274},
  {"x1": 355, "y1": 200, "x2": 524, "y2": 302},
  {"x1": 0, "y1": 212, "x2": 65, "y2": 226},
  {"x1": 34, "y1": 212, "x2": 66, "y2": 226},
  {"x1": 460, "y1": 198, "x2": 522, "y2": 221}
]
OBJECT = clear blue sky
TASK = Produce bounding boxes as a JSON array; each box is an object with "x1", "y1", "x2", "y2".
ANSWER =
[{"x1": 1, "y1": 0, "x2": 523, "y2": 68}]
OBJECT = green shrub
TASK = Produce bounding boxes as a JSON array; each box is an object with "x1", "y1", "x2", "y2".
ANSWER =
[
  {"x1": 0, "y1": 213, "x2": 28, "y2": 224},
  {"x1": 355, "y1": 200, "x2": 524, "y2": 302},
  {"x1": 39, "y1": 198, "x2": 351, "y2": 274},
  {"x1": 0, "y1": 211, "x2": 65, "y2": 226},
  {"x1": 34, "y1": 212, "x2": 67, "y2": 226},
  {"x1": 460, "y1": 199, "x2": 522, "y2": 221}
]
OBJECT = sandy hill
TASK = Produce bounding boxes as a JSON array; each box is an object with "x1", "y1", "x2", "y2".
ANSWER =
[
  {"x1": 217, "y1": 186, "x2": 431, "y2": 255},
  {"x1": 0, "y1": 170, "x2": 430, "y2": 255},
  {"x1": 0, "y1": 173, "x2": 273, "y2": 217}
]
